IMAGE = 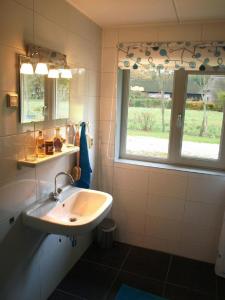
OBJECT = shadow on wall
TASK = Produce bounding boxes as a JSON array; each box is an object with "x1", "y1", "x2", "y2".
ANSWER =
[{"x1": 0, "y1": 215, "x2": 45, "y2": 300}]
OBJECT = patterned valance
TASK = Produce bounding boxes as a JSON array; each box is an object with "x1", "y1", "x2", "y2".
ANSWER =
[{"x1": 117, "y1": 41, "x2": 225, "y2": 71}]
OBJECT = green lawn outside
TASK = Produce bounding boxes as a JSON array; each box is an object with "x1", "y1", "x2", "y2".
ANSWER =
[{"x1": 127, "y1": 107, "x2": 223, "y2": 144}]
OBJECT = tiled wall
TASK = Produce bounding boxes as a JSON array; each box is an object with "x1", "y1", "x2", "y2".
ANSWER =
[
  {"x1": 0, "y1": 0, "x2": 101, "y2": 299},
  {"x1": 99, "y1": 22, "x2": 225, "y2": 263}
]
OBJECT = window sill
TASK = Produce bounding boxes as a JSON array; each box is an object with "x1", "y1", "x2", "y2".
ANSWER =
[{"x1": 114, "y1": 158, "x2": 225, "y2": 177}]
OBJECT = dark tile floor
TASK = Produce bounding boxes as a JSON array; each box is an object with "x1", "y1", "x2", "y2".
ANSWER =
[{"x1": 48, "y1": 242, "x2": 225, "y2": 300}]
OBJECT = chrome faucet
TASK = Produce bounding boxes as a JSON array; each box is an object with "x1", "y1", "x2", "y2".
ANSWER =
[{"x1": 49, "y1": 172, "x2": 74, "y2": 201}]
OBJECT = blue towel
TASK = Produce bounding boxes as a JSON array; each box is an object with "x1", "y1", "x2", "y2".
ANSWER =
[
  {"x1": 115, "y1": 285, "x2": 168, "y2": 300},
  {"x1": 75, "y1": 122, "x2": 92, "y2": 189}
]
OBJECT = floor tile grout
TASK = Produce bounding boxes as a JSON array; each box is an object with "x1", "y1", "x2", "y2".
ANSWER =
[
  {"x1": 51, "y1": 242, "x2": 221, "y2": 300},
  {"x1": 103, "y1": 245, "x2": 133, "y2": 300},
  {"x1": 56, "y1": 288, "x2": 86, "y2": 299},
  {"x1": 120, "y1": 245, "x2": 132, "y2": 269},
  {"x1": 80, "y1": 257, "x2": 120, "y2": 271},
  {"x1": 162, "y1": 255, "x2": 173, "y2": 296}
]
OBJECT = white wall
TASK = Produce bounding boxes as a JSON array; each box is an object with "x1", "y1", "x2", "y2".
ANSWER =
[
  {"x1": 0, "y1": 0, "x2": 101, "y2": 299},
  {"x1": 100, "y1": 22, "x2": 225, "y2": 263}
]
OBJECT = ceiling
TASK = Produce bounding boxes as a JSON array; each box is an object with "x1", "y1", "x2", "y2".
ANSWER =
[{"x1": 67, "y1": 0, "x2": 225, "y2": 27}]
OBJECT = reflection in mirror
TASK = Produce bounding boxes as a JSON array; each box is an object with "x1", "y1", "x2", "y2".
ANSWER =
[
  {"x1": 54, "y1": 78, "x2": 70, "y2": 119},
  {"x1": 20, "y1": 73, "x2": 47, "y2": 123},
  {"x1": 19, "y1": 45, "x2": 72, "y2": 124}
]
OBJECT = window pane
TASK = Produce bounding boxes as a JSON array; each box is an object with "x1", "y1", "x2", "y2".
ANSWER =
[
  {"x1": 21, "y1": 74, "x2": 45, "y2": 123},
  {"x1": 55, "y1": 78, "x2": 70, "y2": 119},
  {"x1": 181, "y1": 74, "x2": 225, "y2": 160},
  {"x1": 125, "y1": 69, "x2": 174, "y2": 159}
]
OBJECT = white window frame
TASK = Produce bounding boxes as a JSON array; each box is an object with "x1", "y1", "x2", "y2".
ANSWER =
[{"x1": 118, "y1": 68, "x2": 225, "y2": 171}]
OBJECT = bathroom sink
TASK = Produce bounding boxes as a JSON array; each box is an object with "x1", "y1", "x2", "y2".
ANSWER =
[{"x1": 22, "y1": 187, "x2": 113, "y2": 236}]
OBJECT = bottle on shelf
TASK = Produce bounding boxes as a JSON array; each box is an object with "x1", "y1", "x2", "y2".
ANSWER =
[
  {"x1": 65, "y1": 124, "x2": 75, "y2": 146},
  {"x1": 53, "y1": 127, "x2": 65, "y2": 152},
  {"x1": 36, "y1": 130, "x2": 45, "y2": 158},
  {"x1": 45, "y1": 140, "x2": 54, "y2": 155}
]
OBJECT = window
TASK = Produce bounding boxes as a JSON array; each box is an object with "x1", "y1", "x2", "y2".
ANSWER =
[
  {"x1": 119, "y1": 69, "x2": 225, "y2": 170},
  {"x1": 54, "y1": 78, "x2": 70, "y2": 119},
  {"x1": 20, "y1": 74, "x2": 46, "y2": 123}
]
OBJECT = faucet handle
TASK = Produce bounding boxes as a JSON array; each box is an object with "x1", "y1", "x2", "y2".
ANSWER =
[
  {"x1": 49, "y1": 192, "x2": 60, "y2": 202},
  {"x1": 57, "y1": 187, "x2": 63, "y2": 194}
]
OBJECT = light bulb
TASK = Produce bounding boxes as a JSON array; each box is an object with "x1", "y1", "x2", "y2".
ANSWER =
[
  {"x1": 48, "y1": 69, "x2": 59, "y2": 78},
  {"x1": 60, "y1": 68, "x2": 72, "y2": 79},
  {"x1": 20, "y1": 63, "x2": 33, "y2": 74},
  {"x1": 35, "y1": 63, "x2": 48, "y2": 75}
]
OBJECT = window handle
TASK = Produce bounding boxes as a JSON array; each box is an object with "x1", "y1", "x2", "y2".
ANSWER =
[
  {"x1": 42, "y1": 105, "x2": 48, "y2": 116},
  {"x1": 176, "y1": 113, "x2": 183, "y2": 128}
]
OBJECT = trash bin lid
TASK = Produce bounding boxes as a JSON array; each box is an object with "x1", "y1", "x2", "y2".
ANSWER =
[{"x1": 99, "y1": 218, "x2": 116, "y2": 232}]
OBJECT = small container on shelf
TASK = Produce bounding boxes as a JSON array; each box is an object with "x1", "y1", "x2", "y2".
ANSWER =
[
  {"x1": 45, "y1": 140, "x2": 54, "y2": 155},
  {"x1": 53, "y1": 127, "x2": 65, "y2": 152},
  {"x1": 36, "y1": 130, "x2": 45, "y2": 158}
]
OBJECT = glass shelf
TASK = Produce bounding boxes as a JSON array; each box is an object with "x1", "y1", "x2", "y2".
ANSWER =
[{"x1": 17, "y1": 145, "x2": 79, "y2": 169}]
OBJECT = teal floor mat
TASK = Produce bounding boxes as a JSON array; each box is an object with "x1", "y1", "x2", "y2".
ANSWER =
[{"x1": 115, "y1": 284, "x2": 168, "y2": 300}]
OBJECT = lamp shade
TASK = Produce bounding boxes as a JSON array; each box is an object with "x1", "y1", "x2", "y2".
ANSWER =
[
  {"x1": 48, "y1": 68, "x2": 59, "y2": 78},
  {"x1": 35, "y1": 63, "x2": 48, "y2": 75},
  {"x1": 20, "y1": 63, "x2": 33, "y2": 74},
  {"x1": 60, "y1": 68, "x2": 72, "y2": 79}
]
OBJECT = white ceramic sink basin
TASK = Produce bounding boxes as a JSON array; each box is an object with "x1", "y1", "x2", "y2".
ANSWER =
[{"x1": 23, "y1": 187, "x2": 113, "y2": 236}]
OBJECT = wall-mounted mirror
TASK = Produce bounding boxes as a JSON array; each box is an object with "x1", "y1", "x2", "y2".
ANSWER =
[
  {"x1": 19, "y1": 45, "x2": 72, "y2": 124},
  {"x1": 54, "y1": 78, "x2": 70, "y2": 120},
  {"x1": 20, "y1": 71, "x2": 47, "y2": 123}
]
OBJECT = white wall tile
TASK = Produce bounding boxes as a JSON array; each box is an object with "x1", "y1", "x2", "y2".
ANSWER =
[
  {"x1": 102, "y1": 29, "x2": 118, "y2": 47},
  {"x1": 66, "y1": 32, "x2": 90, "y2": 67},
  {"x1": 143, "y1": 235, "x2": 180, "y2": 255},
  {"x1": 68, "y1": 5, "x2": 102, "y2": 45},
  {"x1": 116, "y1": 228, "x2": 145, "y2": 248},
  {"x1": 101, "y1": 47, "x2": 117, "y2": 73},
  {"x1": 157, "y1": 24, "x2": 202, "y2": 41},
  {"x1": 145, "y1": 216, "x2": 182, "y2": 241},
  {"x1": 100, "y1": 72, "x2": 116, "y2": 98},
  {"x1": 35, "y1": 13, "x2": 68, "y2": 55},
  {"x1": 149, "y1": 169, "x2": 187, "y2": 200},
  {"x1": 88, "y1": 70, "x2": 100, "y2": 97},
  {"x1": 187, "y1": 173, "x2": 225, "y2": 205},
  {"x1": 118, "y1": 26, "x2": 158, "y2": 42},
  {"x1": 34, "y1": 0, "x2": 71, "y2": 30},
  {"x1": 114, "y1": 166, "x2": 149, "y2": 194},
  {"x1": 0, "y1": 45, "x2": 25, "y2": 92},
  {"x1": 0, "y1": 0, "x2": 33, "y2": 49},
  {"x1": 70, "y1": 69, "x2": 89, "y2": 97},
  {"x1": 99, "y1": 120, "x2": 115, "y2": 144},
  {"x1": 181, "y1": 222, "x2": 220, "y2": 247},
  {"x1": 184, "y1": 201, "x2": 224, "y2": 228},
  {"x1": 99, "y1": 143, "x2": 114, "y2": 167},
  {"x1": 113, "y1": 186, "x2": 147, "y2": 213},
  {"x1": 0, "y1": 212, "x2": 20, "y2": 243},
  {"x1": 0, "y1": 132, "x2": 35, "y2": 184},
  {"x1": 100, "y1": 97, "x2": 115, "y2": 121},
  {"x1": 202, "y1": 22, "x2": 225, "y2": 41},
  {"x1": 0, "y1": 170, "x2": 36, "y2": 222},
  {"x1": 112, "y1": 206, "x2": 146, "y2": 235},
  {"x1": 98, "y1": 165, "x2": 114, "y2": 193},
  {"x1": 179, "y1": 239, "x2": 217, "y2": 263},
  {"x1": 147, "y1": 193, "x2": 185, "y2": 220}
]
